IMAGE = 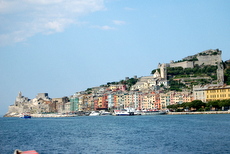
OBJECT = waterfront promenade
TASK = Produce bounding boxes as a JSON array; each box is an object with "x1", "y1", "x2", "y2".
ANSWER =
[{"x1": 167, "y1": 111, "x2": 230, "y2": 115}]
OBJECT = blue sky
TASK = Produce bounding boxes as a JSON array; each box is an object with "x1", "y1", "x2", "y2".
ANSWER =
[{"x1": 0, "y1": 0, "x2": 230, "y2": 115}]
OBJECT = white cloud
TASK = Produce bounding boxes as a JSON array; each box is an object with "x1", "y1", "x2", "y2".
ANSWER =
[
  {"x1": 0, "y1": 0, "x2": 105, "y2": 46},
  {"x1": 113, "y1": 20, "x2": 126, "y2": 25},
  {"x1": 101, "y1": 25, "x2": 115, "y2": 30},
  {"x1": 91, "y1": 25, "x2": 115, "y2": 30}
]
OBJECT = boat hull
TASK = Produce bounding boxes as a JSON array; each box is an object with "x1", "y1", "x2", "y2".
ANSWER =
[
  {"x1": 141, "y1": 111, "x2": 166, "y2": 115},
  {"x1": 20, "y1": 115, "x2": 32, "y2": 118}
]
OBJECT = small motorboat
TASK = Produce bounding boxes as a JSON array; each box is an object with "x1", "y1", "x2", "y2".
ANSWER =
[
  {"x1": 89, "y1": 111, "x2": 100, "y2": 116},
  {"x1": 14, "y1": 149, "x2": 39, "y2": 154}
]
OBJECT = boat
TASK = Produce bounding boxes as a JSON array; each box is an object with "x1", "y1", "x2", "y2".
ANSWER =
[
  {"x1": 14, "y1": 149, "x2": 39, "y2": 154},
  {"x1": 141, "y1": 110, "x2": 166, "y2": 115},
  {"x1": 89, "y1": 111, "x2": 100, "y2": 116},
  {"x1": 113, "y1": 109, "x2": 130, "y2": 116},
  {"x1": 100, "y1": 111, "x2": 112, "y2": 116},
  {"x1": 19, "y1": 113, "x2": 32, "y2": 119}
]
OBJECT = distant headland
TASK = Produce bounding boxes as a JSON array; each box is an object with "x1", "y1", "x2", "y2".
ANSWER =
[{"x1": 4, "y1": 49, "x2": 230, "y2": 117}]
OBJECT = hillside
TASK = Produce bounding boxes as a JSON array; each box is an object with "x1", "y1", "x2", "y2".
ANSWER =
[{"x1": 150, "y1": 49, "x2": 227, "y2": 92}]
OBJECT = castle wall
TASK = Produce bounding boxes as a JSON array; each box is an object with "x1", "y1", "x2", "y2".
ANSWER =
[
  {"x1": 195, "y1": 55, "x2": 222, "y2": 66},
  {"x1": 169, "y1": 61, "x2": 194, "y2": 68}
]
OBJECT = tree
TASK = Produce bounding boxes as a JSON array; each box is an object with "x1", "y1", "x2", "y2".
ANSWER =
[{"x1": 190, "y1": 100, "x2": 205, "y2": 110}]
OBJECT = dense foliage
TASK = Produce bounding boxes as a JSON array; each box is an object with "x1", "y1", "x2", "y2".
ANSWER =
[
  {"x1": 168, "y1": 79, "x2": 186, "y2": 91},
  {"x1": 151, "y1": 69, "x2": 160, "y2": 75},
  {"x1": 167, "y1": 99, "x2": 230, "y2": 112},
  {"x1": 224, "y1": 68, "x2": 230, "y2": 85},
  {"x1": 101, "y1": 77, "x2": 138, "y2": 91},
  {"x1": 167, "y1": 65, "x2": 217, "y2": 77},
  {"x1": 151, "y1": 65, "x2": 219, "y2": 91}
]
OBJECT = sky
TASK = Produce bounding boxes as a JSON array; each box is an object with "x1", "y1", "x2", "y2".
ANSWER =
[{"x1": 0, "y1": 0, "x2": 230, "y2": 115}]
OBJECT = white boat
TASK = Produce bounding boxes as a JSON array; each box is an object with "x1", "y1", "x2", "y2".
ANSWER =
[
  {"x1": 100, "y1": 111, "x2": 112, "y2": 116},
  {"x1": 113, "y1": 109, "x2": 130, "y2": 116},
  {"x1": 89, "y1": 111, "x2": 100, "y2": 116}
]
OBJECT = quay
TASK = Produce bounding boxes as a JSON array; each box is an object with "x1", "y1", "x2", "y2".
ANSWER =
[
  {"x1": 30, "y1": 114, "x2": 77, "y2": 117},
  {"x1": 167, "y1": 111, "x2": 230, "y2": 115}
]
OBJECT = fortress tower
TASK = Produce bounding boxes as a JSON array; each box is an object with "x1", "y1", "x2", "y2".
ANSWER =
[
  {"x1": 158, "y1": 63, "x2": 167, "y2": 80},
  {"x1": 217, "y1": 62, "x2": 224, "y2": 85}
]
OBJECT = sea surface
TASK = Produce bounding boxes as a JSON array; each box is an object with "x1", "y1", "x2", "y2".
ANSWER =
[{"x1": 1, "y1": 114, "x2": 230, "y2": 154}]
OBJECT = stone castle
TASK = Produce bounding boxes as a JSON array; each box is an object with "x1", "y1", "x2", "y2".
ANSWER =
[{"x1": 6, "y1": 92, "x2": 72, "y2": 116}]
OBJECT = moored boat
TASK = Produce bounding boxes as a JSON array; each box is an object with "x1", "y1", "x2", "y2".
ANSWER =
[
  {"x1": 19, "y1": 113, "x2": 31, "y2": 119},
  {"x1": 113, "y1": 109, "x2": 130, "y2": 116},
  {"x1": 141, "y1": 110, "x2": 166, "y2": 115},
  {"x1": 100, "y1": 111, "x2": 112, "y2": 116},
  {"x1": 89, "y1": 111, "x2": 100, "y2": 116}
]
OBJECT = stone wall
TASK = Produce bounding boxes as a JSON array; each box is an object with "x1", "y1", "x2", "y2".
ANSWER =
[
  {"x1": 195, "y1": 54, "x2": 222, "y2": 66},
  {"x1": 170, "y1": 61, "x2": 194, "y2": 68}
]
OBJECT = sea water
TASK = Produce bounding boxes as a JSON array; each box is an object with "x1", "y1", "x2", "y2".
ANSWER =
[{"x1": 1, "y1": 114, "x2": 230, "y2": 154}]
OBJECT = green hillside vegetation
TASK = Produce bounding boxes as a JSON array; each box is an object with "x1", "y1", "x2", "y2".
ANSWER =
[
  {"x1": 97, "y1": 78, "x2": 138, "y2": 91},
  {"x1": 224, "y1": 61, "x2": 230, "y2": 85},
  {"x1": 167, "y1": 65, "x2": 217, "y2": 78},
  {"x1": 152, "y1": 65, "x2": 218, "y2": 91}
]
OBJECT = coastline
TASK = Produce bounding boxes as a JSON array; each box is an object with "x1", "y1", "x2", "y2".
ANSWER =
[{"x1": 3, "y1": 111, "x2": 230, "y2": 117}]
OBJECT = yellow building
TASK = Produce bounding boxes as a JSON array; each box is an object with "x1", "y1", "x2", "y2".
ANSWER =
[{"x1": 206, "y1": 85, "x2": 230, "y2": 102}]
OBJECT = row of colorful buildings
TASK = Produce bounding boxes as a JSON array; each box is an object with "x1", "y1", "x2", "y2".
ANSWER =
[
  {"x1": 65, "y1": 84, "x2": 230, "y2": 113},
  {"x1": 9, "y1": 83, "x2": 230, "y2": 114}
]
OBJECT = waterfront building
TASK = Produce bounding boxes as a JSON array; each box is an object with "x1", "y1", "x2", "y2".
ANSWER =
[
  {"x1": 101, "y1": 94, "x2": 108, "y2": 109},
  {"x1": 52, "y1": 97, "x2": 69, "y2": 113},
  {"x1": 69, "y1": 96, "x2": 79, "y2": 112},
  {"x1": 108, "y1": 93, "x2": 115, "y2": 109},
  {"x1": 123, "y1": 93, "x2": 130, "y2": 108},
  {"x1": 97, "y1": 95, "x2": 103, "y2": 109},
  {"x1": 206, "y1": 85, "x2": 230, "y2": 101},
  {"x1": 93, "y1": 96, "x2": 99, "y2": 111},
  {"x1": 123, "y1": 92, "x2": 141, "y2": 110},
  {"x1": 117, "y1": 93, "x2": 125, "y2": 109},
  {"x1": 78, "y1": 95, "x2": 85, "y2": 111},
  {"x1": 182, "y1": 92, "x2": 194, "y2": 103},
  {"x1": 64, "y1": 102, "x2": 71, "y2": 113},
  {"x1": 160, "y1": 93, "x2": 171, "y2": 110},
  {"x1": 82, "y1": 94, "x2": 94, "y2": 111},
  {"x1": 193, "y1": 84, "x2": 222, "y2": 102}
]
